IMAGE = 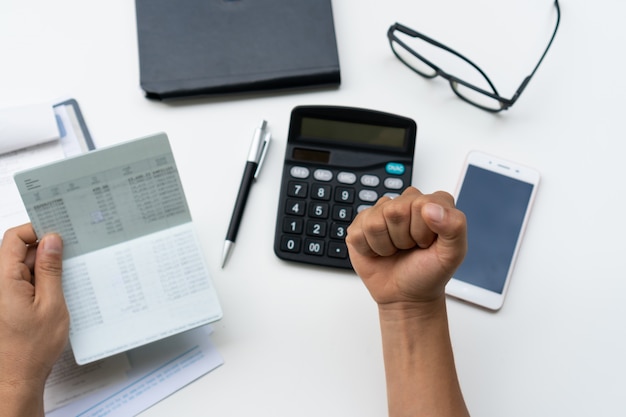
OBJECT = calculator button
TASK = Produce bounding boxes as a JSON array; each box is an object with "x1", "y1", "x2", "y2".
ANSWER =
[
  {"x1": 281, "y1": 236, "x2": 301, "y2": 253},
  {"x1": 313, "y1": 169, "x2": 333, "y2": 182},
  {"x1": 385, "y1": 162, "x2": 405, "y2": 176},
  {"x1": 360, "y1": 174, "x2": 380, "y2": 187},
  {"x1": 384, "y1": 192, "x2": 401, "y2": 199},
  {"x1": 332, "y1": 205, "x2": 353, "y2": 222},
  {"x1": 306, "y1": 220, "x2": 327, "y2": 237},
  {"x1": 330, "y1": 223, "x2": 349, "y2": 240},
  {"x1": 384, "y1": 177, "x2": 404, "y2": 190},
  {"x1": 304, "y1": 239, "x2": 325, "y2": 256},
  {"x1": 334, "y1": 187, "x2": 355, "y2": 203},
  {"x1": 357, "y1": 204, "x2": 372, "y2": 213},
  {"x1": 287, "y1": 181, "x2": 308, "y2": 198},
  {"x1": 337, "y1": 172, "x2": 357, "y2": 184},
  {"x1": 285, "y1": 199, "x2": 306, "y2": 216},
  {"x1": 358, "y1": 189, "x2": 378, "y2": 202},
  {"x1": 283, "y1": 217, "x2": 304, "y2": 234},
  {"x1": 309, "y1": 203, "x2": 329, "y2": 219},
  {"x1": 311, "y1": 184, "x2": 332, "y2": 200},
  {"x1": 328, "y1": 241, "x2": 348, "y2": 259},
  {"x1": 290, "y1": 166, "x2": 310, "y2": 179}
]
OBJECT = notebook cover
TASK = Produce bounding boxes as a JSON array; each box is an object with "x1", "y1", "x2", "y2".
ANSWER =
[{"x1": 135, "y1": 0, "x2": 341, "y2": 100}]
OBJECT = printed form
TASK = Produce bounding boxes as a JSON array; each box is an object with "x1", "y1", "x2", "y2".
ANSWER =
[{"x1": 45, "y1": 325, "x2": 223, "y2": 416}]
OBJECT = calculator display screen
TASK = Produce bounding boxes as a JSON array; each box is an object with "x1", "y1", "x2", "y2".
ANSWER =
[
  {"x1": 292, "y1": 148, "x2": 331, "y2": 163},
  {"x1": 300, "y1": 117, "x2": 406, "y2": 149}
]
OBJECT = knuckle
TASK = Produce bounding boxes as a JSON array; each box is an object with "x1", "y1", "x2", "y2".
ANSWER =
[
  {"x1": 382, "y1": 201, "x2": 409, "y2": 224},
  {"x1": 431, "y1": 190, "x2": 455, "y2": 205},
  {"x1": 363, "y1": 215, "x2": 389, "y2": 237}
]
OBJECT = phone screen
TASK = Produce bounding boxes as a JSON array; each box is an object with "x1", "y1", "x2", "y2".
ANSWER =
[{"x1": 454, "y1": 164, "x2": 535, "y2": 294}]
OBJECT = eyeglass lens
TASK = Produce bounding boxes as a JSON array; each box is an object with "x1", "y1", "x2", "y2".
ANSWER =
[{"x1": 390, "y1": 30, "x2": 505, "y2": 111}]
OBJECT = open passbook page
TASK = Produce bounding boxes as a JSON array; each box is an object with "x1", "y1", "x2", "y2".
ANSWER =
[{"x1": 14, "y1": 133, "x2": 222, "y2": 364}]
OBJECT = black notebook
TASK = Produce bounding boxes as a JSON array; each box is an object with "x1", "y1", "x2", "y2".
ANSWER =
[{"x1": 135, "y1": 0, "x2": 341, "y2": 100}]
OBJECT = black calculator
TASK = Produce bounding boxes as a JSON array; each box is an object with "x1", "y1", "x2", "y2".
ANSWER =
[{"x1": 273, "y1": 105, "x2": 417, "y2": 269}]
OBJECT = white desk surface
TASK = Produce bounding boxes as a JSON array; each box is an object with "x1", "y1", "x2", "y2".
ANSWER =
[{"x1": 2, "y1": 0, "x2": 625, "y2": 416}]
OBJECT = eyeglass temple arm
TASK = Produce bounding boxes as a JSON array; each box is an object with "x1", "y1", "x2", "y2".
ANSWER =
[{"x1": 512, "y1": 0, "x2": 561, "y2": 102}]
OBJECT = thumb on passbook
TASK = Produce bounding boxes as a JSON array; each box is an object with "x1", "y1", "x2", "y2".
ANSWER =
[{"x1": 34, "y1": 233, "x2": 65, "y2": 302}]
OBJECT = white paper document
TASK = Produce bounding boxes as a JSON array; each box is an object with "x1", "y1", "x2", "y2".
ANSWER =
[
  {"x1": 0, "y1": 99, "x2": 94, "y2": 235},
  {"x1": 44, "y1": 345, "x2": 131, "y2": 412},
  {"x1": 45, "y1": 326, "x2": 223, "y2": 416},
  {"x1": 15, "y1": 133, "x2": 222, "y2": 364},
  {"x1": 0, "y1": 101, "x2": 59, "y2": 154}
]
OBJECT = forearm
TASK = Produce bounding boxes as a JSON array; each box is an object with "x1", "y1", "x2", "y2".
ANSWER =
[
  {"x1": 378, "y1": 298, "x2": 469, "y2": 417},
  {"x1": 0, "y1": 380, "x2": 45, "y2": 417}
]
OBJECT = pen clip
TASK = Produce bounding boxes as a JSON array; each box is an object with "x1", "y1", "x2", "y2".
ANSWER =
[{"x1": 254, "y1": 131, "x2": 271, "y2": 179}]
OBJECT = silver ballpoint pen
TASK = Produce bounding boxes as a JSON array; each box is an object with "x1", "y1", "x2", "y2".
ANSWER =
[{"x1": 221, "y1": 120, "x2": 271, "y2": 268}]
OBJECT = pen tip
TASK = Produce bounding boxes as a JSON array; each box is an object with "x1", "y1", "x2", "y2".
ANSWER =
[{"x1": 221, "y1": 241, "x2": 234, "y2": 268}]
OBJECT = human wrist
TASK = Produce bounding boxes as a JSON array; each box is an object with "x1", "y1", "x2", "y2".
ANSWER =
[
  {"x1": 0, "y1": 378, "x2": 45, "y2": 417},
  {"x1": 0, "y1": 352, "x2": 49, "y2": 388},
  {"x1": 377, "y1": 295, "x2": 448, "y2": 324}
]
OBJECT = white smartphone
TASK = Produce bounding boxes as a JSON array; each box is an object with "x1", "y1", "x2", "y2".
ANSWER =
[{"x1": 445, "y1": 151, "x2": 540, "y2": 311}]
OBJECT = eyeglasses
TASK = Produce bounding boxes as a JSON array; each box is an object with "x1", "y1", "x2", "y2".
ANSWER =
[{"x1": 387, "y1": 1, "x2": 561, "y2": 112}]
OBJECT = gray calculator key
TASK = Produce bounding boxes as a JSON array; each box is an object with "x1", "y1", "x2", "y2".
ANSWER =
[
  {"x1": 337, "y1": 172, "x2": 357, "y2": 184},
  {"x1": 384, "y1": 177, "x2": 404, "y2": 190},
  {"x1": 290, "y1": 166, "x2": 310, "y2": 179},
  {"x1": 313, "y1": 169, "x2": 333, "y2": 181},
  {"x1": 359, "y1": 189, "x2": 378, "y2": 202},
  {"x1": 360, "y1": 174, "x2": 380, "y2": 187}
]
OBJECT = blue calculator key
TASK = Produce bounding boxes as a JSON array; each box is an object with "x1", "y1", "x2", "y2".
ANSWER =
[{"x1": 385, "y1": 162, "x2": 405, "y2": 175}]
